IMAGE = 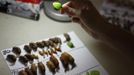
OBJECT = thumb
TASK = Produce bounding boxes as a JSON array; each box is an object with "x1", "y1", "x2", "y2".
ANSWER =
[
  {"x1": 61, "y1": 6, "x2": 76, "y2": 16},
  {"x1": 61, "y1": 4, "x2": 81, "y2": 16}
]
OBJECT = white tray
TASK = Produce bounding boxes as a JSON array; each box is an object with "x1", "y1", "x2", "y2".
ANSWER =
[{"x1": 1, "y1": 31, "x2": 109, "y2": 75}]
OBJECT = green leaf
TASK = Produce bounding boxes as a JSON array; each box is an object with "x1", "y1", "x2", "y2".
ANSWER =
[
  {"x1": 86, "y1": 71, "x2": 90, "y2": 75},
  {"x1": 67, "y1": 41, "x2": 74, "y2": 48},
  {"x1": 90, "y1": 70, "x2": 100, "y2": 75},
  {"x1": 53, "y1": 2, "x2": 62, "y2": 10}
]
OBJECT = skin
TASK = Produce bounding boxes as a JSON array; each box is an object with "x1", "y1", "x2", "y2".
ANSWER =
[{"x1": 60, "y1": 0, "x2": 134, "y2": 58}]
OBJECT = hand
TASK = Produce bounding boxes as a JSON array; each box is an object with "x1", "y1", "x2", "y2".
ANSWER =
[
  {"x1": 61, "y1": 0, "x2": 134, "y2": 52},
  {"x1": 61, "y1": 0, "x2": 99, "y2": 23},
  {"x1": 60, "y1": 0, "x2": 101, "y2": 39}
]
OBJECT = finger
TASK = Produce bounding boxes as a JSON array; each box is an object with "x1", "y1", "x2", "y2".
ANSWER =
[
  {"x1": 60, "y1": 1, "x2": 73, "y2": 14},
  {"x1": 63, "y1": 1, "x2": 73, "y2": 7},
  {"x1": 61, "y1": 5, "x2": 77, "y2": 17},
  {"x1": 60, "y1": 5, "x2": 68, "y2": 14}
]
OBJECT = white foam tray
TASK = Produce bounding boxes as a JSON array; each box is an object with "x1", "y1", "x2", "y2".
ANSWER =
[{"x1": 1, "y1": 31, "x2": 109, "y2": 75}]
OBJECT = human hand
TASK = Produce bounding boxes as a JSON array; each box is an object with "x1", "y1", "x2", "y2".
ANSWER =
[
  {"x1": 60, "y1": 0, "x2": 101, "y2": 39},
  {"x1": 60, "y1": 0, "x2": 98, "y2": 24}
]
